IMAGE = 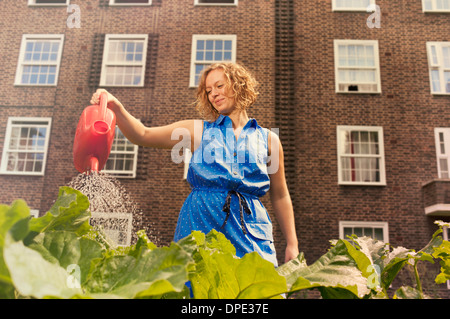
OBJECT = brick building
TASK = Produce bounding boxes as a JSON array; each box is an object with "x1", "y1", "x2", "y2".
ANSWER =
[{"x1": 0, "y1": 0, "x2": 449, "y2": 297}]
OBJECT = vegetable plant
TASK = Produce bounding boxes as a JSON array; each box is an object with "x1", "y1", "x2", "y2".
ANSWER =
[{"x1": 0, "y1": 186, "x2": 449, "y2": 299}]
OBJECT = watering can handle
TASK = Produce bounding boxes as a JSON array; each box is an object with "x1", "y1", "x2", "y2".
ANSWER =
[{"x1": 99, "y1": 92, "x2": 108, "y2": 120}]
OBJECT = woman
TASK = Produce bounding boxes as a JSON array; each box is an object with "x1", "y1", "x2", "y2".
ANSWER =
[{"x1": 91, "y1": 62, "x2": 298, "y2": 265}]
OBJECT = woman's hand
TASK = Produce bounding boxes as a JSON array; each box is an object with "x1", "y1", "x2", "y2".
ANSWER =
[
  {"x1": 90, "y1": 89, "x2": 120, "y2": 111},
  {"x1": 285, "y1": 243, "x2": 299, "y2": 263}
]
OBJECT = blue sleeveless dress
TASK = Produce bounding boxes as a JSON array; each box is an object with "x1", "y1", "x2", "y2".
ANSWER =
[{"x1": 174, "y1": 114, "x2": 278, "y2": 266}]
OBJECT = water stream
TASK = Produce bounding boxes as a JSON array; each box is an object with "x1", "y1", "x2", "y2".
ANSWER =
[{"x1": 68, "y1": 171, "x2": 159, "y2": 247}]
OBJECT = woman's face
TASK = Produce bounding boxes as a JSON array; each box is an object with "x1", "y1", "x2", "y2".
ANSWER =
[{"x1": 205, "y1": 68, "x2": 235, "y2": 115}]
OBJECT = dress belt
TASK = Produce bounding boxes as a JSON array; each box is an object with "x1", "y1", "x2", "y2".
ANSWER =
[{"x1": 221, "y1": 190, "x2": 252, "y2": 235}]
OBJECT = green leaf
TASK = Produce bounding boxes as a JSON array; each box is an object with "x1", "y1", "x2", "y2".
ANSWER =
[
  {"x1": 432, "y1": 240, "x2": 450, "y2": 284},
  {"x1": 235, "y1": 252, "x2": 287, "y2": 299},
  {"x1": 28, "y1": 231, "x2": 81, "y2": 267},
  {"x1": 27, "y1": 230, "x2": 104, "y2": 286},
  {"x1": 380, "y1": 246, "x2": 412, "y2": 290},
  {"x1": 276, "y1": 253, "x2": 307, "y2": 289},
  {"x1": 350, "y1": 236, "x2": 387, "y2": 274},
  {"x1": 27, "y1": 187, "x2": 91, "y2": 239},
  {"x1": 3, "y1": 234, "x2": 83, "y2": 298},
  {"x1": 281, "y1": 240, "x2": 371, "y2": 298},
  {"x1": 127, "y1": 229, "x2": 157, "y2": 258},
  {"x1": 0, "y1": 200, "x2": 31, "y2": 247},
  {"x1": 0, "y1": 200, "x2": 32, "y2": 298},
  {"x1": 188, "y1": 230, "x2": 286, "y2": 299},
  {"x1": 190, "y1": 248, "x2": 239, "y2": 298},
  {"x1": 84, "y1": 241, "x2": 193, "y2": 298},
  {"x1": 394, "y1": 286, "x2": 428, "y2": 299}
]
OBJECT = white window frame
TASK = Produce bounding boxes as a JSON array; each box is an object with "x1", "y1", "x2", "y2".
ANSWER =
[
  {"x1": 109, "y1": 0, "x2": 152, "y2": 6},
  {"x1": 100, "y1": 34, "x2": 148, "y2": 87},
  {"x1": 334, "y1": 39, "x2": 381, "y2": 94},
  {"x1": 434, "y1": 128, "x2": 450, "y2": 178},
  {"x1": 339, "y1": 221, "x2": 389, "y2": 243},
  {"x1": 427, "y1": 42, "x2": 450, "y2": 95},
  {"x1": 15, "y1": 34, "x2": 64, "y2": 86},
  {"x1": 422, "y1": 0, "x2": 450, "y2": 12},
  {"x1": 102, "y1": 126, "x2": 139, "y2": 178},
  {"x1": 0, "y1": 117, "x2": 52, "y2": 176},
  {"x1": 194, "y1": 0, "x2": 238, "y2": 6},
  {"x1": 189, "y1": 34, "x2": 237, "y2": 88},
  {"x1": 332, "y1": 0, "x2": 375, "y2": 11},
  {"x1": 28, "y1": 0, "x2": 69, "y2": 6},
  {"x1": 337, "y1": 126, "x2": 386, "y2": 186},
  {"x1": 90, "y1": 212, "x2": 133, "y2": 246}
]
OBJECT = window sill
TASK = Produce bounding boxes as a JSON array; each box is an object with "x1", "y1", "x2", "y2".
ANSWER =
[
  {"x1": 0, "y1": 171, "x2": 44, "y2": 176},
  {"x1": 338, "y1": 182, "x2": 387, "y2": 187}
]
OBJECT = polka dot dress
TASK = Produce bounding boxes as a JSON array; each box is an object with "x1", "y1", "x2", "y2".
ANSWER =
[{"x1": 174, "y1": 115, "x2": 278, "y2": 266}]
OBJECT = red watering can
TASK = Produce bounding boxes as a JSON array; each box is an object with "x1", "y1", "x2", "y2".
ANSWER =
[{"x1": 73, "y1": 92, "x2": 116, "y2": 173}]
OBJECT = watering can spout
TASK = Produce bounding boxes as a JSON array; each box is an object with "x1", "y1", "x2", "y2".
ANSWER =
[
  {"x1": 73, "y1": 92, "x2": 116, "y2": 174},
  {"x1": 89, "y1": 157, "x2": 99, "y2": 173}
]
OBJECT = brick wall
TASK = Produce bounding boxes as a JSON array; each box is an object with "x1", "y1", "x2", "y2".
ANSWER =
[{"x1": 292, "y1": 0, "x2": 450, "y2": 297}]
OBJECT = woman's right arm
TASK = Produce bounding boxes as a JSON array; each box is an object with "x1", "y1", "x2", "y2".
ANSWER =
[{"x1": 91, "y1": 89, "x2": 202, "y2": 151}]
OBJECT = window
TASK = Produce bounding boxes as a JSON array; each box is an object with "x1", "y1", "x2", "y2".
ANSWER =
[
  {"x1": 103, "y1": 127, "x2": 138, "y2": 178},
  {"x1": 90, "y1": 212, "x2": 133, "y2": 246},
  {"x1": 334, "y1": 40, "x2": 381, "y2": 93},
  {"x1": 332, "y1": 0, "x2": 374, "y2": 11},
  {"x1": 0, "y1": 118, "x2": 52, "y2": 175},
  {"x1": 109, "y1": 0, "x2": 152, "y2": 5},
  {"x1": 28, "y1": 0, "x2": 69, "y2": 5},
  {"x1": 423, "y1": 0, "x2": 450, "y2": 12},
  {"x1": 100, "y1": 34, "x2": 148, "y2": 87},
  {"x1": 339, "y1": 221, "x2": 389, "y2": 242},
  {"x1": 195, "y1": 0, "x2": 237, "y2": 5},
  {"x1": 434, "y1": 128, "x2": 450, "y2": 178},
  {"x1": 190, "y1": 34, "x2": 237, "y2": 87},
  {"x1": 15, "y1": 35, "x2": 64, "y2": 86},
  {"x1": 337, "y1": 126, "x2": 386, "y2": 186},
  {"x1": 427, "y1": 42, "x2": 450, "y2": 94}
]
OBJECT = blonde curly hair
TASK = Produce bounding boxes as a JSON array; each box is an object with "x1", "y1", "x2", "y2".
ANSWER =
[{"x1": 195, "y1": 62, "x2": 259, "y2": 122}]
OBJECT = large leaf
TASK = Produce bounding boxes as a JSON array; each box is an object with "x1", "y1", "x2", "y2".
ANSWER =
[
  {"x1": 27, "y1": 187, "x2": 91, "y2": 239},
  {"x1": 350, "y1": 236, "x2": 387, "y2": 276},
  {"x1": 432, "y1": 240, "x2": 450, "y2": 284},
  {"x1": 4, "y1": 234, "x2": 83, "y2": 298},
  {"x1": 84, "y1": 241, "x2": 193, "y2": 298},
  {"x1": 380, "y1": 229, "x2": 443, "y2": 292},
  {"x1": 0, "y1": 200, "x2": 31, "y2": 298},
  {"x1": 378, "y1": 246, "x2": 413, "y2": 291},
  {"x1": 276, "y1": 252, "x2": 308, "y2": 288},
  {"x1": 235, "y1": 252, "x2": 287, "y2": 299},
  {"x1": 279, "y1": 240, "x2": 371, "y2": 298},
  {"x1": 394, "y1": 286, "x2": 426, "y2": 299},
  {"x1": 188, "y1": 230, "x2": 287, "y2": 299},
  {"x1": 190, "y1": 247, "x2": 239, "y2": 298},
  {"x1": 27, "y1": 230, "x2": 104, "y2": 285}
]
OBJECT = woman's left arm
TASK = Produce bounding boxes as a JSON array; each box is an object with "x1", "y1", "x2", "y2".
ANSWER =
[{"x1": 268, "y1": 131, "x2": 299, "y2": 263}]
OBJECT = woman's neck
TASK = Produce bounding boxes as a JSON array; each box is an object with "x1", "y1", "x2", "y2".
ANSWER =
[{"x1": 226, "y1": 109, "x2": 249, "y2": 140}]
